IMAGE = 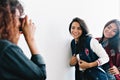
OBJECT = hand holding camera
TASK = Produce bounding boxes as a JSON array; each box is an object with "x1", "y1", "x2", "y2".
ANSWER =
[
  {"x1": 20, "y1": 15, "x2": 38, "y2": 54},
  {"x1": 21, "y1": 15, "x2": 36, "y2": 40}
]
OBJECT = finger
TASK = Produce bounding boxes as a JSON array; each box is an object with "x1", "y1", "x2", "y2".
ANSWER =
[
  {"x1": 25, "y1": 15, "x2": 28, "y2": 25},
  {"x1": 110, "y1": 71, "x2": 116, "y2": 74},
  {"x1": 79, "y1": 60, "x2": 82, "y2": 64},
  {"x1": 32, "y1": 22, "x2": 36, "y2": 29},
  {"x1": 80, "y1": 59, "x2": 84, "y2": 62},
  {"x1": 73, "y1": 54, "x2": 76, "y2": 56},
  {"x1": 32, "y1": 22, "x2": 34, "y2": 25},
  {"x1": 109, "y1": 67, "x2": 115, "y2": 71},
  {"x1": 29, "y1": 19, "x2": 32, "y2": 25},
  {"x1": 109, "y1": 69, "x2": 115, "y2": 74},
  {"x1": 109, "y1": 68, "x2": 113, "y2": 71}
]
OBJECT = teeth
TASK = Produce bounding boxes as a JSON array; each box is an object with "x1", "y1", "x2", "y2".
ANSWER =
[
  {"x1": 73, "y1": 33, "x2": 78, "y2": 35},
  {"x1": 73, "y1": 35, "x2": 77, "y2": 36},
  {"x1": 73, "y1": 34, "x2": 77, "y2": 35}
]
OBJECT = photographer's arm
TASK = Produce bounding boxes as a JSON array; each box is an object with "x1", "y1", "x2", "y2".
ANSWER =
[
  {"x1": 22, "y1": 15, "x2": 38, "y2": 55},
  {"x1": 21, "y1": 15, "x2": 46, "y2": 79}
]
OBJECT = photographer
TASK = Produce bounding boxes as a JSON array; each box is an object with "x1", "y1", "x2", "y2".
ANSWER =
[{"x1": 0, "y1": 0, "x2": 46, "y2": 80}]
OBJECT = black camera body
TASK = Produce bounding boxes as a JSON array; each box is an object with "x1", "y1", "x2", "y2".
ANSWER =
[{"x1": 19, "y1": 18, "x2": 24, "y2": 31}]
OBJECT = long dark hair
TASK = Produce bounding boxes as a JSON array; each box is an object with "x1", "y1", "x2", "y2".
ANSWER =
[
  {"x1": 99, "y1": 19, "x2": 120, "y2": 52},
  {"x1": 69, "y1": 17, "x2": 90, "y2": 53}
]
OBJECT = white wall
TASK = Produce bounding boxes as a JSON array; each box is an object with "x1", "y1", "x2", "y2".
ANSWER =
[{"x1": 18, "y1": 0, "x2": 120, "y2": 80}]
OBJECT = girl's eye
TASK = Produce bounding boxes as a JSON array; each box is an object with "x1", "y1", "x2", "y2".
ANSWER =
[
  {"x1": 107, "y1": 26, "x2": 111, "y2": 29},
  {"x1": 71, "y1": 26, "x2": 75, "y2": 29},
  {"x1": 77, "y1": 27, "x2": 81, "y2": 30},
  {"x1": 71, "y1": 26, "x2": 81, "y2": 30},
  {"x1": 112, "y1": 30, "x2": 117, "y2": 33}
]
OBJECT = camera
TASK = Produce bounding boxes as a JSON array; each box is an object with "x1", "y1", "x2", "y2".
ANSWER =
[{"x1": 19, "y1": 17, "x2": 24, "y2": 31}]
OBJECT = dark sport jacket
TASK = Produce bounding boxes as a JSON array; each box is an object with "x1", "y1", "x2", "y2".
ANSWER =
[{"x1": 0, "y1": 40, "x2": 46, "y2": 80}]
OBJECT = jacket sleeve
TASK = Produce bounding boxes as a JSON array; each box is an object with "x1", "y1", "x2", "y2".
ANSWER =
[
  {"x1": 90, "y1": 38, "x2": 109, "y2": 66},
  {"x1": 116, "y1": 53, "x2": 120, "y2": 68},
  {"x1": 2, "y1": 44, "x2": 46, "y2": 80}
]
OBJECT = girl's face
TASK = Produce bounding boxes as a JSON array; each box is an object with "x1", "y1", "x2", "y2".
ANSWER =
[
  {"x1": 71, "y1": 22, "x2": 82, "y2": 41},
  {"x1": 103, "y1": 23, "x2": 117, "y2": 40}
]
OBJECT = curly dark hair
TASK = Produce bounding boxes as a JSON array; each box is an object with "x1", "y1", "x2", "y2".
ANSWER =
[{"x1": 0, "y1": 0, "x2": 24, "y2": 42}]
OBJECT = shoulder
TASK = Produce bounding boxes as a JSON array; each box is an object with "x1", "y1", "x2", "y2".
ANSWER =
[
  {"x1": 0, "y1": 40, "x2": 19, "y2": 48},
  {"x1": 71, "y1": 39, "x2": 75, "y2": 43},
  {"x1": 0, "y1": 40, "x2": 13, "y2": 52},
  {"x1": 0, "y1": 40, "x2": 22, "y2": 55},
  {"x1": 89, "y1": 37, "x2": 102, "y2": 48},
  {"x1": 71, "y1": 39, "x2": 75, "y2": 45},
  {"x1": 91, "y1": 37, "x2": 98, "y2": 41},
  {"x1": 0, "y1": 40, "x2": 12, "y2": 47},
  {"x1": 95, "y1": 37, "x2": 101, "y2": 41}
]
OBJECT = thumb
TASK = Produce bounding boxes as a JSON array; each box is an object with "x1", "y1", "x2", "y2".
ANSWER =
[{"x1": 73, "y1": 54, "x2": 76, "y2": 57}]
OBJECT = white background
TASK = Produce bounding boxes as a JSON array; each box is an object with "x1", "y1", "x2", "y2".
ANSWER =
[{"x1": 18, "y1": 0, "x2": 120, "y2": 80}]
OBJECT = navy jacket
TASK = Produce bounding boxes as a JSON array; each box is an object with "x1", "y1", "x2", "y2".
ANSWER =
[{"x1": 71, "y1": 36, "x2": 108, "y2": 80}]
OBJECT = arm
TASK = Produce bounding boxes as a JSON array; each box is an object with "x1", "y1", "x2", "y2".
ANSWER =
[
  {"x1": 22, "y1": 15, "x2": 38, "y2": 55},
  {"x1": 78, "y1": 59, "x2": 98, "y2": 69},
  {"x1": 2, "y1": 45, "x2": 46, "y2": 80},
  {"x1": 21, "y1": 15, "x2": 46, "y2": 79},
  {"x1": 109, "y1": 53, "x2": 120, "y2": 75},
  {"x1": 78, "y1": 38, "x2": 109, "y2": 69},
  {"x1": 90, "y1": 38, "x2": 109, "y2": 66}
]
